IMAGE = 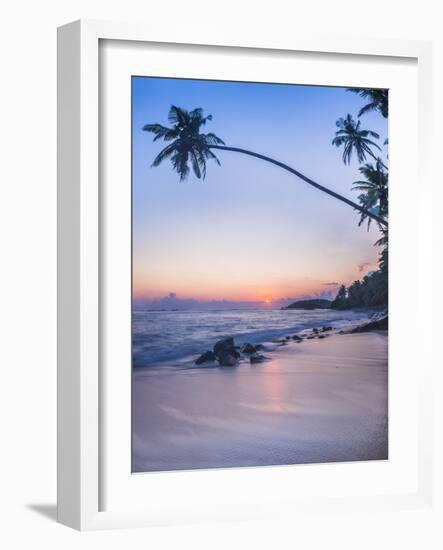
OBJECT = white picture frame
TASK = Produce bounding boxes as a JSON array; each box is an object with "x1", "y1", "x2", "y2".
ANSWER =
[{"x1": 57, "y1": 19, "x2": 434, "y2": 531}]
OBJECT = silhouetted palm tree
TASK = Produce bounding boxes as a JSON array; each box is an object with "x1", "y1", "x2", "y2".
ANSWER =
[
  {"x1": 143, "y1": 106, "x2": 388, "y2": 228},
  {"x1": 347, "y1": 88, "x2": 388, "y2": 118},
  {"x1": 332, "y1": 114, "x2": 388, "y2": 170},
  {"x1": 375, "y1": 227, "x2": 388, "y2": 248},
  {"x1": 352, "y1": 161, "x2": 388, "y2": 229},
  {"x1": 143, "y1": 106, "x2": 225, "y2": 181}
]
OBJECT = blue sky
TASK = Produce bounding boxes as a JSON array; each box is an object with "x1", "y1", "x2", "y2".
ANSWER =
[{"x1": 132, "y1": 77, "x2": 388, "y2": 304}]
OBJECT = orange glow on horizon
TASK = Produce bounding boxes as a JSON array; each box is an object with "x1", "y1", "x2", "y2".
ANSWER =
[{"x1": 132, "y1": 281, "x2": 343, "y2": 304}]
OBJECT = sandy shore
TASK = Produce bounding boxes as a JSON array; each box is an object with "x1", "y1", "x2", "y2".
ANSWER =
[{"x1": 132, "y1": 332, "x2": 388, "y2": 472}]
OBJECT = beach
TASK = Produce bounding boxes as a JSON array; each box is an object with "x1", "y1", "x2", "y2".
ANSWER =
[{"x1": 132, "y1": 330, "x2": 388, "y2": 472}]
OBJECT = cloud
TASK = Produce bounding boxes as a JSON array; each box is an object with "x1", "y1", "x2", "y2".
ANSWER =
[
  {"x1": 357, "y1": 262, "x2": 372, "y2": 273},
  {"x1": 322, "y1": 282, "x2": 339, "y2": 286}
]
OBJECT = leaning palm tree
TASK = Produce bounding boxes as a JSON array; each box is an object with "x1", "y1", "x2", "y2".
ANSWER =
[
  {"x1": 352, "y1": 162, "x2": 388, "y2": 229},
  {"x1": 332, "y1": 114, "x2": 388, "y2": 171},
  {"x1": 347, "y1": 88, "x2": 388, "y2": 118},
  {"x1": 143, "y1": 106, "x2": 225, "y2": 181},
  {"x1": 143, "y1": 105, "x2": 388, "y2": 228}
]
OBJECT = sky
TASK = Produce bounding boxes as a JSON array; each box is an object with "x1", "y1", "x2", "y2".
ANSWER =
[{"x1": 132, "y1": 77, "x2": 388, "y2": 307}]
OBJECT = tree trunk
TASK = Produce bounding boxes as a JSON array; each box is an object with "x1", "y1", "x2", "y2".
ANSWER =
[
  {"x1": 367, "y1": 149, "x2": 388, "y2": 171},
  {"x1": 209, "y1": 144, "x2": 388, "y2": 228}
]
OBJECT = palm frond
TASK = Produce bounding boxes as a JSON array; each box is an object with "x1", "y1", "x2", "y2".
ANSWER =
[
  {"x1": 151, "y1": 143, "x2": 177, "y2": 167},
  {"x1": 358, "y1": 102, "x2": 378, "y2": 117},
  {"x1": 360, "y1": 130, "x2": 380, "y2": 140},
  {"x1": 142, "y1": 123, "x2": 179, "y2": 142},
  {"x1": 347, "y1": 88, "x2": 389, "y2": 118},
  {"x1": 190, "y1": 150, "x2": 202, "y2": 179},
  {"x1": 168, "y1": 105, "x2": 190, "y2": 127},
  {"x1": 203, "y1": 148, "x2": 221, "y2": 166},
  {"x1": 203, "y1": 132, "x2": 225, "y2": 145}
]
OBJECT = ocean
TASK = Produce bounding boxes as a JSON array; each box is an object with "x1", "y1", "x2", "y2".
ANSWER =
[{"x1": 132, "y1": 307, "x2": 372, "y2": 367}]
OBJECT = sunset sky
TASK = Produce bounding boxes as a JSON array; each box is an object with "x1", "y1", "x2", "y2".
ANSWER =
[{"x1": 132, "y1": 77, "x2": 388, "y2": 305}]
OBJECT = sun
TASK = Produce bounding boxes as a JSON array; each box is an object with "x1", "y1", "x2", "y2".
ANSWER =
[{"x1": 264, "y1": 297, "x2": 272, "y2": 305}]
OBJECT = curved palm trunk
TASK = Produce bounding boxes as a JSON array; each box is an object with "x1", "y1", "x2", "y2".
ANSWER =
[
  {"x1": 209, "y1": 145, "x2": 388, "y2": 228},
  {"x1": 367, "y1": 150, "x2": 388, "y2": 171}
]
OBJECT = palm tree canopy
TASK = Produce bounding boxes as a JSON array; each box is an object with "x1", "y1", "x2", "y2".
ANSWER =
[
  {"x1": 142, "y1": 105, "x2": 225, "y2": 181},
  {"x1": 144, "y1": 105, "x2": 388, "y2": 228},
  {"x1": 347, "y1": 88, "x2": 388, "y2": 118},
  {"x1": 352, "y1": 161, "x2": 388, "y2": 229},
  {"x1": 332, "y1": 114, "x2": 382, "y2": 166}
]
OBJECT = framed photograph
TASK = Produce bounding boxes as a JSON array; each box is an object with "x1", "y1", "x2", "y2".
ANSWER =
[{"x1": 57, "y1": 19, "x2": 434, "y2": 530}]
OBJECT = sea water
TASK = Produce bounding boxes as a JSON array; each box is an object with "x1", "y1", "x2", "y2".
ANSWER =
[{"x1": 132, "y1": 307, "x2": 371, "y2": 367}]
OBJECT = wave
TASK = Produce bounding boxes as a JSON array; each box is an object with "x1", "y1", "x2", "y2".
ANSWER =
[{"x1": 132, "y1": 308, "x2": 370, "y2": 368}]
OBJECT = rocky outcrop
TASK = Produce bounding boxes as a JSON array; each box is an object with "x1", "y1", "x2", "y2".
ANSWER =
[
  {"x1": 348, "y1": 316, "x2": 388, "y2": 333},
  {"x1": 194, "y1": 323, "x2": 338, "y2": 368},
  {"x1": 240, "y1": 343, "x2": 256, "y2": 354},
  {"x1": 213, "y1": 337, "x2": 235, "y2": 357},
  {"x1": 213, "y1": 337, "x2": 239, "y2": 366},
  {"x1": 195, "y1": 351, "x2": 216, "y2": 365},
  {"x1": 218, "y1": 352, "x2": 239, "y2": 366}
]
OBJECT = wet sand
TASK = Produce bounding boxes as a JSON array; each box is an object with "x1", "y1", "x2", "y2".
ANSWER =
[{"x1": 132, "y1": 332, "x2": 388, "y2": 472}]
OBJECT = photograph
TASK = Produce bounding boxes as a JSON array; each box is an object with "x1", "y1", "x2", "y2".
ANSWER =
[{"x1": 131, "y1": 76, "x2": 389, "y2": 473}]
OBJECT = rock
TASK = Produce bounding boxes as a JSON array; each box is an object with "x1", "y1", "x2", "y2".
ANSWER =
[
  {"x1": 285, "y1": 336, "x2": 291, "y2": 340},
  {"x1": 255, "y1": 344, "x2": 264, "y2": 351},
  {"x1": 213, "y1": 337, "x2": 235, "y2": 357},
  {"x1": 318, "y1": 334, "x2": 326, "y2": 339},
  {"x1": 312, "y1": 328, "x2": 320, "y2": 334},
  {"x1": 240, "y1": 343, "x2": 256, "y2": 354},
  {"x1": 250, "y1": 353, "x2": 267, "y2": 364},
  {"x1": 322, "y1": 326, "x2": 333, "y2": 332},
  {"x1": 349, "y1": 316, "x2": 388, "y2": 333},
  {"x1": 307, "y1": 335, "x2": 315, "y2": 340},
  {"x1": 195, "y1": 351, "x2": 216, "y2": 365},
  {"x1": 292, "y1": 335, "x2": 303, "y2": 341},
  {"x1": 218, "y1": 352, "x2": 238, "y2": 366}
]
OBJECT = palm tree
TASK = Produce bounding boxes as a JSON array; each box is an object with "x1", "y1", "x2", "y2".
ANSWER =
[
  {"x1": 352, "y1": 161, "x2": 388, "y2": 229},
  {"x1": 347, "y1": 88, "x2": 388, "y2": 118},
  {"x1": 332, "y1": 114, "x2": 388, "y2": 171},
  {"x1": 143, "y1": 105, "x2": 388, "y2": 228},
  {"x1": 142, "y1": 106, "x2": 225, "y2": 181},
  {"x1": 375, "y1": 227, "x2": 388, "y2": 248}
]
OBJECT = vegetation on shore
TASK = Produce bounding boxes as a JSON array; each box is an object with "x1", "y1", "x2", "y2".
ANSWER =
[
  {"x1": 331, "y1": 88, "x2": 389, "y2": 310},
  {"x1": 331, "y1": 247, "x2": 388, "y2": 310},
  {"x1": 282, "y1": 299, "x2": 331, "y2": 310}
]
